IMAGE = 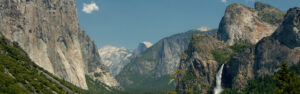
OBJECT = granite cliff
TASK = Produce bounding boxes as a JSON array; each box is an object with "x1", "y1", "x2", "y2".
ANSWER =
[
  {"x1": 116, "y1": 28, "x2": 214, "y2": 92},
  {"x1": 0, "y1": 0, "x2": 119, "y2": 89},
  {"x1": 217, "y1": 2, "x2": 284, "y2": 45},
  {"x1": 175, "y1": 2, "x2": 288, "y2": 94},
  {"x1": 132, "y1": 41, "x2": 153, "y2": 56},
  {"x1": 176, "y1": 33, "x2": 227, "y2": 94},
  {"x1": 0, "y1": 34, "x2": 81, "y2": 93},
  {"x1": 222, "y1": 7, "x2": 300, "y2": 91}
]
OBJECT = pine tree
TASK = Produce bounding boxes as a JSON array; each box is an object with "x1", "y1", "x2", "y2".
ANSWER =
[{"x1": 273, "y1": 62, "x2": 300, "y2": 94}]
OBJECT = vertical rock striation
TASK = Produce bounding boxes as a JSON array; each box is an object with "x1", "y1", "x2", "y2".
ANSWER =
[
  {"x1": 0, "y1": 0, "x2": 119, "y2": 89},
  {"x1": 116, "y1": 30, "x2": 208, "y2": 91},
  {"x1": 176, "y1": 33, "x2": 227, "y2": 94}
]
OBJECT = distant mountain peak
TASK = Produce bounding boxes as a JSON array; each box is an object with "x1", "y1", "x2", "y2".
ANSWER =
[
  {"x1": 116, "y1": 31, "x2": 196, "y2": 89},
  {"x1": 196, "y1": 26, "x2": 211, "y2": 32},
  {"x1": 100, "y1": 45, "x2": 129, "y2": 53},
  {"x1": 99, "y1": 46, "x2": 133, "y2": 76},
  {"x1": 140, "y1": 41, "x2": 153, "y2": 48},
  {"x1": 132, "y1": 41, "x2": 152, "y2": 56},
  {"x1": 98, "y1": 42, "x2": 153, "y2": 77}
]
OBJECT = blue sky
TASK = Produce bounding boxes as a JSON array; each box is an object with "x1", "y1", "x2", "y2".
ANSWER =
[{"x1": 75, "y1": 0, "x2": 300, "y2": 49}]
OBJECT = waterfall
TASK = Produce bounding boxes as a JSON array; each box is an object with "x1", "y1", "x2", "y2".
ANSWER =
[{"x1": 214, "y1": 64, "x2": 224, "y2": 94}]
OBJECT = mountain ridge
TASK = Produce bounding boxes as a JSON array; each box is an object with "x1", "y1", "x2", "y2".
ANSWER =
[
  {"x1": 98, "y1": 42, "x2": 152, "y2": 77},
  {"x1": 116, "y1": 29, "x2": 218, "y2": 93}
]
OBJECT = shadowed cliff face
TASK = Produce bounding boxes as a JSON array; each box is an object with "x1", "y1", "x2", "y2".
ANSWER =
[
  {"x1": 176, "y1": 33, "x2": 227, "y2": 94},
  {"x1": 272, "y1": 8, "x2": 300, "y2": 48},
  {"x1": 222, "y1": 7, "x2": 300, "y2": 91},
  {"x1": 116, "y1": 30, "x2": 203, "y2": 92},
  {"x1": 217, "y1": 2, "x2": 284, "y2": 45},
  {"x1": 0, "y1": 0, "x2": 119, "y2": 89}
]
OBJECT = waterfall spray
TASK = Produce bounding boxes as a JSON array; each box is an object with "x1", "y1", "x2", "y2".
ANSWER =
[{"x1": 214, "y1": 64, "x2": 224, "y2": 94}]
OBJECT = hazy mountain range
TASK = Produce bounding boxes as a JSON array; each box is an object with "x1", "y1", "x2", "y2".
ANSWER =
[
  {"x1": 98, "y1": 41, "x2": 152, "y2": 76},
  {"x1": 0, "y1": 0, "x2": 298, "y2": 94}
]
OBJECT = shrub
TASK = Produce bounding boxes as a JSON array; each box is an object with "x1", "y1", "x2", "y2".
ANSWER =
[
  {"x1": 167, "y1": 90, "x2": 177, "y2": 94},
  {"x1": 212, "y1": 48, "x2": 233, "y2": 63},
  {"x1": 230, "y1": 41, "x2": 252, "y2": 52},
  {"x1": 94, "y1": 72, "x2": 102, "y2": 77},
  {"x1": 258, "y1": 10, "x2": 284, "y2": 25}
]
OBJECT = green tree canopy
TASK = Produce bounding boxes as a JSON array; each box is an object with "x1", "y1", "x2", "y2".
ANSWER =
[{"x1": 273, "y1": 62, "x2": 300, "y2": 94}]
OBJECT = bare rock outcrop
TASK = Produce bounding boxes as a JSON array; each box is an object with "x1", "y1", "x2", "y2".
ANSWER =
[
  {"x1": 0, "y1": 0, "x2": 119, "y2": 89},
  {"x1": 116, "y1": 30, "x2": 200, "y2": 91},
  {"x1": 217, "y1": 2, "x2": 285, "y2": 45},
  {"x1": 176, "y1": 33, "x2": 227, "y2": 94},
  {"x1": 222, "y1": 7, "x2": 300, "y2": 91}
]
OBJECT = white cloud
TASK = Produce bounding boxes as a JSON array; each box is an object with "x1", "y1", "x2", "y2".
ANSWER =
[
  {"x1": 82, "y1": 2, "x2": 99, "y2": 14},
  {"x1": 221, "y1": 0, "x2": 227, "y2": 3}
]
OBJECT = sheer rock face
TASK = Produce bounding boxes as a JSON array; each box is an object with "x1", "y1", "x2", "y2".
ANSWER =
[
  {"x1": 0, "y1": 0, "x2": 119, "y2": 89},
  {"x1": 175, "y1": 3, "x2": 293, "y2": 93},
  {"x1": 176, "y1": 33, "x2": 227, "y2": 94},
  {"x1": 272, "y1": 8, "x2": 300, "y2": 48},
  {"x1": 222, "y1": 7, "x2": 300, "y2": 91},
  {"x1": 132, "y1": 41, "x2": 152, "y2": 56},
  {"x1": 217, "y1": 2, "x2": 284, "y2": 45},
  {"x1": 116, "y1": 30, "x2": 198, "y2": 88}
]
